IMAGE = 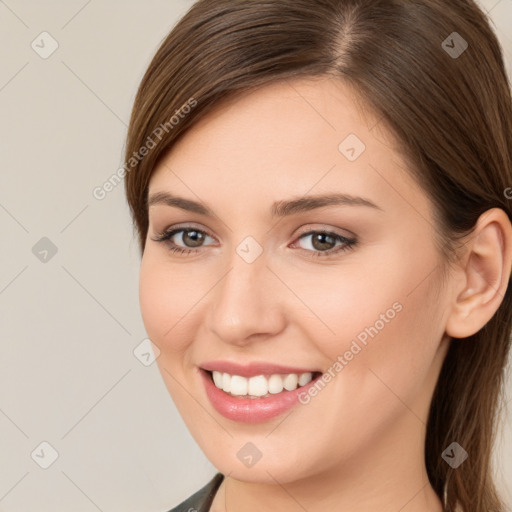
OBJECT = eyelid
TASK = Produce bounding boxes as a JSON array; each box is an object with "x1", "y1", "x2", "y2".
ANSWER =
[
  {"x1": 293, "y1": 223, "x2": 356, "y2": 240},
  {"x1": 155, "y1": 223, "x2": 354, "y2": 244},
  {"x1": 155, "y1": 222, "x2": 218, "y2": 242}
]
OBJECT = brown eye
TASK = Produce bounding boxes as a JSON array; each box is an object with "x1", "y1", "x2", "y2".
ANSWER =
[
  {"x1": 153, "y1": 226, "x2": 357, "y2": 258},
  {"x1": 152, "y1": 227, "x2": 216, "y2": 253},
  {"x1": 293, "y1": 230, "x2": 357, "y2": 258},
  {"x1": 180, "y1": 230, "x2": 206, "y2": 248},
  {"x1": 310, "y1": 233, "x2": 337, "y2": 251}
]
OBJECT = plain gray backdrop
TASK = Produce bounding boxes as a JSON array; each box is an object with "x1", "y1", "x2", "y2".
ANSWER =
[{"x1": 0, "y1": 1, "x2": 511, "y2": 511}]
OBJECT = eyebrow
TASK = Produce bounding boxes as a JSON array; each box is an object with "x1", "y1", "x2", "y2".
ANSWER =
[{"x1": 147, "y1": 191, "x2": 382, "y2": 218}]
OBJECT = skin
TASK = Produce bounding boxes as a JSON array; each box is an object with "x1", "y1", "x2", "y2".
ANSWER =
[{"x1": 139, "y1": 77, "x2": 512, "y2": 512}]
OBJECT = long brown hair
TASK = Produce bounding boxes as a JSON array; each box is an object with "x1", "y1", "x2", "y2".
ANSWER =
[{"x1": 123, "y1": 1, "x2": 512, "y2": 510}]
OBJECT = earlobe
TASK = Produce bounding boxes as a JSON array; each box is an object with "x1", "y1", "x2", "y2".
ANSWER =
[{"x1": 445, "y1": 208, "x2": 512, "y2": 339}]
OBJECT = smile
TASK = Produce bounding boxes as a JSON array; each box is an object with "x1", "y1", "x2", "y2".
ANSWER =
[
  {"x1": 211, "y1": 371, "x2": 317, "y2": 398},
  {"x1": 199, "y1": 364, "x2": 323, "y2": 423}
]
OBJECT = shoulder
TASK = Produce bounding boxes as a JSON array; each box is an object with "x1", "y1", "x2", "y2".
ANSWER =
[{"x1": 166, "y1": 473, "x2": 224, "y2": 512}]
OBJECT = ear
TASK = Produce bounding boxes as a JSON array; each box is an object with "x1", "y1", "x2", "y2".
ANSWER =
[{"x1": 445, "y1": 208, "x2": 512, "y2": 339}]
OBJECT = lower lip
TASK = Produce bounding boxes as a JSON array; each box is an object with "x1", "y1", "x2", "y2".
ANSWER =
[{"x1": 199, "y1": 369, "x2": 321, "y2": 423}]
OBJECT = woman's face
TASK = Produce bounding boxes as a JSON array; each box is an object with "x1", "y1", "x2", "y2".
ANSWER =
[{"x1": 139, "y1": 77, "x2": 453, "y2": 485}]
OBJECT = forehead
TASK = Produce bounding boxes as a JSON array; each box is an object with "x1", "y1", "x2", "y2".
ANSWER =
[
  {"x1": 148, "y1": 77, "x2": 423, "y2": 218},
  {"x1": 154, "y1": 77, "x2": 383, "y2": 168}
]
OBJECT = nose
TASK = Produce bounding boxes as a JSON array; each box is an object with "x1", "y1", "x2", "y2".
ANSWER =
[{"x1": 205, "y1": 250, "x2": 287, "y2": 346}]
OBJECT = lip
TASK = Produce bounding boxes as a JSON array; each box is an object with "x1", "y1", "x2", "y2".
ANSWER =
[
  {"x1": 200, "y1": 360, "x2": 320, "y2": 378},
  {"x1": 199, "y1": 367, "x2": 323, "y2": 423}
]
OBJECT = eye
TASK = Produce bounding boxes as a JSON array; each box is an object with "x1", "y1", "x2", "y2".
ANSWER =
[
  {"x1": 291, "y1": 230, "x2": 357, "y2": 258},
  {"x1": 151, "y1": 226, "x2": 216, "y2": 255},
  {"x1": 151, "y1": 225, "x2": 357, "y2": 258}
]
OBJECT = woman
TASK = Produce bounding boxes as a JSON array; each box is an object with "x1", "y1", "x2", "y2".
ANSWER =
[{"x1": 123, "y1": 0, "x2": 512, "y2": 510}]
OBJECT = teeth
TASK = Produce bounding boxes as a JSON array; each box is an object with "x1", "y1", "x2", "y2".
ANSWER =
[
  {"x1": 212, "y1": 371, "x2": 223, "y2": 388},
  {"x1": 248, "y1": 375, "x2": 267, "y2": 397},
  {"x1": 211, "y1": 371, "x2": 315, "y2": 397},
  {"x1": 268, "y1": 374, "x2": 283, "y2": 394},
  {"x1": 222, "y1": 372, "x2": 231, "y2": 393},
  {"x1": 283, "y1": 373, "x2": 298, "y2": 391},
  {"x1": 231, "y1": 375, "x2": 248, "y2": 395},
  {"x1": 298, "y1": 372, "x2": 313, "y2": 386}
]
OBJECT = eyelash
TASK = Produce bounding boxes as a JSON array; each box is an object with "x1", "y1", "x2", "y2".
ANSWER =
[{"x1": 152, "y1": 226, "x2": 357, "y2": 259}]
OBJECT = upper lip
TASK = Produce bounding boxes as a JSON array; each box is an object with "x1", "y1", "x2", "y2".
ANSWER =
[{"x1": 200, "y1": 360, "x2": 321, "y2": 378}]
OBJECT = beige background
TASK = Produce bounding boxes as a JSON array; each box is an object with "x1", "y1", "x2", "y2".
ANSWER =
[{"x1": 0, "y1": 1, "x2": 511, "y2": 511}]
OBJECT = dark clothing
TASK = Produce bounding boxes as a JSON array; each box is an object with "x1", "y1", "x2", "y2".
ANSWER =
[{"x1": 167, "y1": 473, "x2": 224, "y2": 512}]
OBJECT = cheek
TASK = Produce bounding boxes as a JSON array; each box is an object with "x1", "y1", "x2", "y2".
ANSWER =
[
  {"x1": 138, "y1": 255, "x2": 200, "y2": 353},
  {"x1": 283, "y1": 242, "x2": 445, "y2": 383},
  {"x1": 139, "y1": 256, "x2": 200, "y2": 404}
]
